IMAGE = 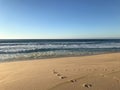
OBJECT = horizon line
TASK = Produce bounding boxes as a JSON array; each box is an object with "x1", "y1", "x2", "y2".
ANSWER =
[{"x1": 0, "y1": 38, "x2": 120, "y2": 40}]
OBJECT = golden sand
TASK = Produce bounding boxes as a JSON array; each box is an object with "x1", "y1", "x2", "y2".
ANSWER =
[{"x1": 0, "y1": 53, "x2": 120, "y2": 90}]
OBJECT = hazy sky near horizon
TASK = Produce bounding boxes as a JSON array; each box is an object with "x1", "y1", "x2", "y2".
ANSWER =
[{"x1": 0, "y1": 0, "x2": 120, "y2": 39}]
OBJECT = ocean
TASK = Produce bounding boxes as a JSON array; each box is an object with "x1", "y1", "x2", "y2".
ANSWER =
[{"x1": 0, "y1": 39, "x2": 120, "y2": 62}]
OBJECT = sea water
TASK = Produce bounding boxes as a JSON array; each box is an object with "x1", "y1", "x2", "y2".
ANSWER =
[{"x1": 0, "y1": 39, "x2": 120, "y2": 62}]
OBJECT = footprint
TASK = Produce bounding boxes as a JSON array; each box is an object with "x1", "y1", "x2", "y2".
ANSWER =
[
  {"x1": 104, "y1": 68, "x2": 107, "y2": 71},
  {"x1": 59, "y1": 76, "x2": 67, "y2": 79},
  {"x1": 113, "y1": 77, "x2": 120, "y2": 82},
  {"x1": 111, "y1": 69, "x2": 114, "y2": 71},
  {"x1": 53, "y1": 70, "x2": 58, "y2": 74},
  {"x1": 69, "y1": 79, "x2": 77, "y2": 83},
  {"x1": 52, "y1": 70, "x2": 67, "y2": 80},
  {"x1": 82, "y1": 83, "x2": 92, "y2": 88},
  {"x1": 100, "y1": 74, "x2": 105, "y2": 77},
  {"x1": 56, "y1": 74, "x2": 61, "y2": 76}
]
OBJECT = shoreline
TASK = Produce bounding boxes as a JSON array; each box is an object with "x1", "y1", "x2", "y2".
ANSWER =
[
  {"x1": 0, "y1": 53, "x2": 120, "y2": 90},
  {"x1": 0, "y1": 52, "x2": 120, "y2": 64}
]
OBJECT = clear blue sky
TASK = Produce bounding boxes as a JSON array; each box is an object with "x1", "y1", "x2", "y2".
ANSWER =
[{"x1": 0, "y1": 0, "x2": 120, "y2": 39}]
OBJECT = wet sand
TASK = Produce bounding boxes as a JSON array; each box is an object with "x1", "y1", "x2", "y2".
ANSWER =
[{"x1": 0, "y1": 53, "x2": 120, "y2": 90}]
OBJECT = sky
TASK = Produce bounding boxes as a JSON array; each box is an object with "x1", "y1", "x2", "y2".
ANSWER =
[{"x1": 0, "y1": 0, "x2": 120, "y2": 39}]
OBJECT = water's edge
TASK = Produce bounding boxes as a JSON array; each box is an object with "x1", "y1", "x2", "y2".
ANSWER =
[{"x1": 0, "y1": 52, "x2": 119, "y2": 64}]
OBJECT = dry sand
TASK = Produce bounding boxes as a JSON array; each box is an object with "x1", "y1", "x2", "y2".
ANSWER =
[{"x1": 0, "y1": 53, "x2": 120, "y2": 90}]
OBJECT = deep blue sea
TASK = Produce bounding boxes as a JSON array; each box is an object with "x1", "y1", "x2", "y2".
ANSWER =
[{"x1": 0, "y1": 39, "x2": 120, "y2": 62}]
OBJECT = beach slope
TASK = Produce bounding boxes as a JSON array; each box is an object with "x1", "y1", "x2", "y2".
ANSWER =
[{"x1": 0, "y1": 53, "x2": 120, "y2": 90}]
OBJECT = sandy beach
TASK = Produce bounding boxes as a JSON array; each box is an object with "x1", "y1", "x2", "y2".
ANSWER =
[{"x1": 0, "y1": 53, "x2": 120, "y2": 90}]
